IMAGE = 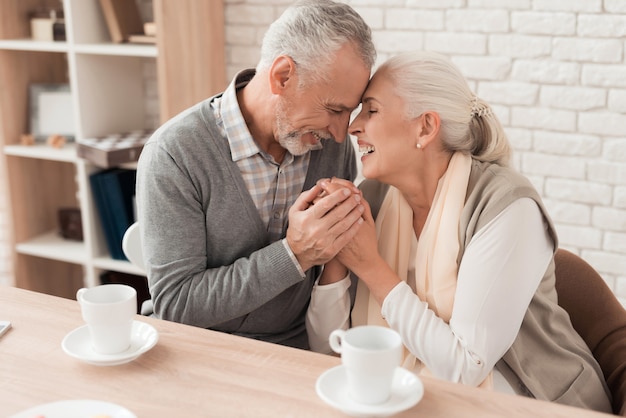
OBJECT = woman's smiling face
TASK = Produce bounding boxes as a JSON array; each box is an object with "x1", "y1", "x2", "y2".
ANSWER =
[{"x1": 349, "y1": 70, "x2": 420, "y2": 184}]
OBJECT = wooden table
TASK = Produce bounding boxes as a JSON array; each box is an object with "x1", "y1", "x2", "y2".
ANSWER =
[{"x1": 1, "y1": 286, "x2": 612, "y2": 417}]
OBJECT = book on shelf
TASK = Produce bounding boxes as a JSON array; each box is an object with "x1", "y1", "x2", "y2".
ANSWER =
[
  {"x1": 128, "y1": 34, "x2": 156, "y2": 44},
  {"x1": 90, "y1": 168, "x2": 137, "y2": 261},
  {"x1": 97, "y1": 0, "x2": 144, "y2": 43},
  {"x1": 77, "y1": 130, "x2": 152, "y2": 168}
]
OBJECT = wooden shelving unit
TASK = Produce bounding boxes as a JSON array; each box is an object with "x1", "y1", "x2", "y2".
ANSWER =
[{"x1": 0, "y1": 0, "x2": 226, "y2": 298}]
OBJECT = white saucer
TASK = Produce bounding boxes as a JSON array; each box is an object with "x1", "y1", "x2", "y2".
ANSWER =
[
  {"x1": 62, "y1": 320, "x2": 158, "y2": 366},
  {"x1": 10, "y1": 399, "x2": 136, "y2": 418},
  {"x1": 316, "y1": 366, "x2": 424, "y2": 418}
]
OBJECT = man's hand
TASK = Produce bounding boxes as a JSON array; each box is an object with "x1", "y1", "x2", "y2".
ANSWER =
[
  {"x1": 287, "y1": 182, "x2": 364, "y2": 272},
  {"x1": 312, "y1": 177, "x2": 361, "y2": 204}
]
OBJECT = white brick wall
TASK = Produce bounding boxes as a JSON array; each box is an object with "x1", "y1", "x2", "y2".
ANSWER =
[
  {"x1": 2, "y1": 1, "x2": 625, "y2": 307},
  {"x1": 222, "y1": 0, "x2": 626, "y2": 304}
]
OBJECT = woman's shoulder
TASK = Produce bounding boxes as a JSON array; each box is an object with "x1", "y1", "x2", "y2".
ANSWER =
[
  {"x1": 463, "y1": 159, "x2": 553, "y2": 241},
  {"x1": 469, "y1": 159, "x2": 538, "y2": 198}
]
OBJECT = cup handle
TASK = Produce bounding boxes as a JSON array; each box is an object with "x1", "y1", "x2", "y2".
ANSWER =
[
  {"x1": 76, "y1": 287, "x2": 87, "y2": 304},
  {"x1": 328, "y1": 329, "x2": 346, "y2": 354}
]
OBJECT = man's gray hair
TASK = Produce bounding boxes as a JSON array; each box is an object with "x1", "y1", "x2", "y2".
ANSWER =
[{"x1": 258, "y1": 0, "x2": 376, "y2": 84}]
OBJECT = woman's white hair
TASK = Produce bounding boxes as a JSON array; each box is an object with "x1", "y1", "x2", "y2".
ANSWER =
[
  {"x1": 379, "y1": 51, "x2": 511, "y2": 166},
  {"x1": 258, "y1": 0, "x2": 376, "y2": 85}
]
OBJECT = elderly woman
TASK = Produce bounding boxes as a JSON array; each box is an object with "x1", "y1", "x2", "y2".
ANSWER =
[{"x1": 306, "y1": 51, "x2": 612, "y2": 413}]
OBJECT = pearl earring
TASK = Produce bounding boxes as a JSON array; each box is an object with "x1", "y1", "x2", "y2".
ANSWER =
[{"x1": 416, "y1": 143, "x2": 422, "y2": 149}]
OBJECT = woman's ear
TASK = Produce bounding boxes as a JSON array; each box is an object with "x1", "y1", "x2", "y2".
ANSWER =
[
  {"x1": 269, "y1": 55, "x2": 297, "y2": 94},
  {"x1": 416, "y1": 111, "x2": 441, "y2": 148}
]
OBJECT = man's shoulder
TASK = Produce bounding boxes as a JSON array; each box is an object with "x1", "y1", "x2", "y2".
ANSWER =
[{"x1": 148, "y1": 99, "x2": 221, "y2": 148}]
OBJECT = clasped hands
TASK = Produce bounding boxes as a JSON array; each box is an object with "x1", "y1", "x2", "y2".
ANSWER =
[{"x1": 286, "y1": 177, "x2": 377, "y2": 274}]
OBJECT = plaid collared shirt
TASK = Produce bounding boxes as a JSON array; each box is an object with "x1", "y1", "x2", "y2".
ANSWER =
[{"x1": 211, "y1": 70, "x2": 310, "y2": 243}]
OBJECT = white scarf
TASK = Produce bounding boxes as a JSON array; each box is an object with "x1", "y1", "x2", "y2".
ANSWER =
[{"x1": 352, "y1": 152, "x2": 493, "y2": 388}]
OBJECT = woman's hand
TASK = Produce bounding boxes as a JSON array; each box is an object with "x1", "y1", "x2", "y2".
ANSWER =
[
  {"x1": 337, "y1": 197, "x2": 401, "y2": 305},
  {"x1": 312, "y1": 177, "x2": 361, "y2": 205},
  {"x1": 287, "y1": 181, "x2": 363, "y2": 272},
  {"x1": 318, "y1": 258, "x2": 348, "y2": 285},
  {"x1": 335, "y1": 197, "x2": 378, "y2": 274}
]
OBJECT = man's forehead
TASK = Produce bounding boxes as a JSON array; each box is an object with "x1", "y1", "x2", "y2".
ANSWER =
[{"x1": 325, "y1": 76, "x2": 370, "y2": 110}]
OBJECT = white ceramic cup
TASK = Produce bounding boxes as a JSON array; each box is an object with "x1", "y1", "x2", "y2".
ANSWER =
[
  {"x1": 76, "y1": 284, "x2": 137, "y2": 355},
  {"x1": 329, "y1": 325, "x2": 403, "y2": 405}
]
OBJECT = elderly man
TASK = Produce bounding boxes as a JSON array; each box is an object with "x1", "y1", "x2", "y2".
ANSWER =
[{"x1": 136, "y1": 0, "x2": 376, "y2": 349}]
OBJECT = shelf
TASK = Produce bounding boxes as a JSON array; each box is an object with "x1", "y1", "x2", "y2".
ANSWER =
[
  {"x1": 0, "y1": 39, "x2": 70, "y2": 53},
  {"x1": 4, "y1": 143, "x2": 78, "y2": 162},
  {"x1": 1, "y1": 0, "x2": 225, "y2": 295},
  {"x1": 93, "y1": 256, "x2": 145, "y2": 276},
  {"x1": 16, "y1": 230, "x2": 87, "y2": 265},
  {"x1": 0, "y1": 39, "x2": 156, "y2": 57},
  {"x1": 74, "y1": 43, "x2": 157, "y2": 57}
]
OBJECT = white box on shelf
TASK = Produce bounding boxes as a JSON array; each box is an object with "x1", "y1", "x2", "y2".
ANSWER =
[{"x1": 30, "y1": 18, "x2": 54, "y2": 41}]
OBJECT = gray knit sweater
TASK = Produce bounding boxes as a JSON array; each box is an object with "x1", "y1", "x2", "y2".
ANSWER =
[{"x1": 136, "y1": 95, "x2": 357, "y2": 349}]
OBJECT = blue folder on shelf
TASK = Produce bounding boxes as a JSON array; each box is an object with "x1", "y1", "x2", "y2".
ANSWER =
[{"x1": 90, "y1": 168, "x2": 136, "y2": 261}]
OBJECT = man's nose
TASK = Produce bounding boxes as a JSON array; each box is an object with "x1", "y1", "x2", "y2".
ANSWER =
[
  {"x1": 349, "y1": 113, "x2": 362, "y2": 136},
  {"x1": 330, "y1": 113, "x2": 351, "y2": 142}
]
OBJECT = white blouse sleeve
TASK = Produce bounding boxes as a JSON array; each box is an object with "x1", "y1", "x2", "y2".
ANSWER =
[
  {"x1": 381, "y1": 198, "x2": 554, "y2": 386},
  {"x1": 306, "y1": 274, "x2": 351, "y2": 354}
]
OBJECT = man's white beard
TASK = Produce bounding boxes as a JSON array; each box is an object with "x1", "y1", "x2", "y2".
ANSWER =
[
  {"x1": 278, "y1": 132, "x2": 324, "y2": 156},
  {"x1": 276, "y1": 100, "x2": 329, "y2": 156}
]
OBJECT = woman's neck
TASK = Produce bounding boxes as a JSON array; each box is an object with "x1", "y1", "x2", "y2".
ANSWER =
[{"x1": 396, "y1": 150, "x2": 454, "y2": 237}]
